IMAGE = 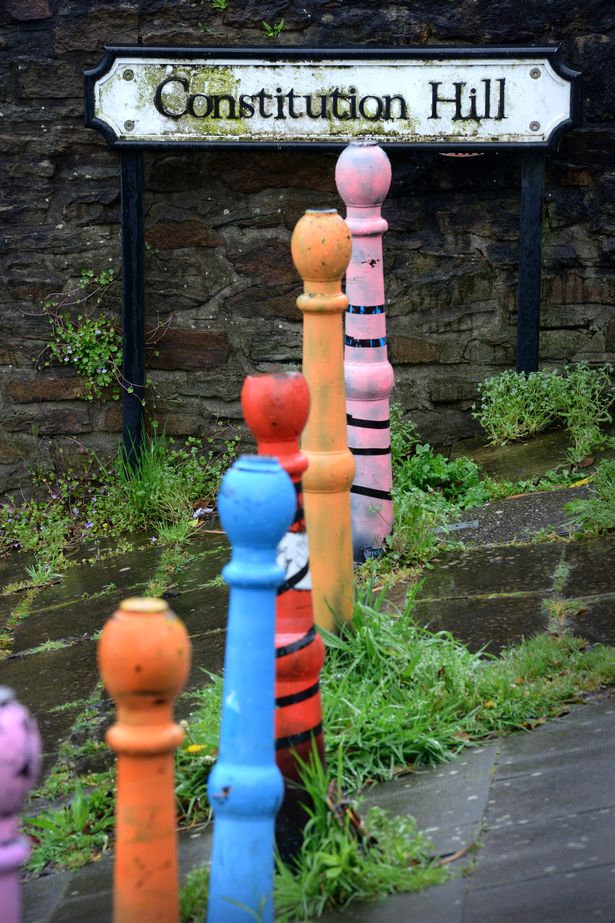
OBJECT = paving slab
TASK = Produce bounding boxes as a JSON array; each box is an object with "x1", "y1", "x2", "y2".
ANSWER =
[
  {"x1": 469, "y1": 805, "x2": 615, "y2": 890},
  {"x1": 417, "y1": 544, "x2": 564, "y2": 601},
  {"x1": 569, "y1": 594, "x2": 615, "y2": 645},
  {"x1": 362, "y1": 745, "x2": 496, "y2": 854},
  {"x1": 410, "y1": 594, "x2": 550, "y2": 654},
  {"x1": 0, "y1": 640, "x2": 99, "y2": 740},
  {"x1": 462, "y1": 862, "x2": 615, "y2": 923},
  {"x1": 320, "y1": 879, "x2": 466, "y2": 923},
  {"x1": 564, "y1": 538, "x2": 615, "y2": 597}
]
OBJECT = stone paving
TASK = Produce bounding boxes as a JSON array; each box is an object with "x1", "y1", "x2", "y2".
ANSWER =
[
  {"x1": 23, "y1": 692, "x2": 615, "y2": 922},
  {"x1": 4, "y1": 429, "x2": 615, "y2": 921}
]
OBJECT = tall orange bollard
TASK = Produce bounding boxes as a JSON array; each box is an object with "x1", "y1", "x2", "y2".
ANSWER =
[
  {"x1": 98, "y1": 597, "x2": 191, "y2": 923},
  {"x1": 291, "y1": 208, "x2": 354, "y2": 630},
  {"x1": 242, "y1": 371, "x2": 326, "y2": 861}
]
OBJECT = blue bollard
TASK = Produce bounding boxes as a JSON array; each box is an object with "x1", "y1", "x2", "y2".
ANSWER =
[{"x1": 207, "y1": 455, "x2": 296, "y2": 923}]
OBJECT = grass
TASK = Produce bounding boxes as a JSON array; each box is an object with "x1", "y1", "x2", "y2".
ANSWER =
[
  {"x1": 180, "y1": 750, "x2": 447, "y2": 923},
  {"x1": 315, "y1": 590, "x2": 615, "y2": 792},
  {"x1": 565, "y1": 458, "x2": 615, "y2": 536}
]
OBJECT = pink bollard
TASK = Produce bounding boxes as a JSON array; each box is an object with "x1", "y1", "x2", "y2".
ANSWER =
[
  {"x1": 0, "y1": 687, "x2": 42, "y2": 923},
  {"x1": 336, "y1": 141, "x2": 395, "y2": 561}
]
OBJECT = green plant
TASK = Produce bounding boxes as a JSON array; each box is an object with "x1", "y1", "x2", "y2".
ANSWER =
[
  {"x1": 473, "y1": 369, "x2": 559, "y2": 444},
  {"x1": 262, "y1": 18, "x2": 285, "y2": 37},
  {"x1": 565, "y1": 458, "x2": 615, "y2": 535},
  {"x1": 274, "y1": 750, "x2": 445, "y2": 921},
  {"x1": 557, "y1": 363, "x2": 614, "y2": 464},
  {"x1": 389, "y1": 403, "x2": 419, "y2": 469},
  {"x1": 94, "y1": 427, "x2": 238, "y2": 534},
  {"x1": 38, "y1": 269, "x2": 122, "y2": 401},
  {"x1": 180, "y1": 751, "x2": 445, "y2": 923},
  {"x1": 181, "y1": 866, "x2": 211, "y2": 922},
  {"x1": 210, "y1": 0, "x2": 228, "y2": 9},
  {"x1": 25, "y1": 781, "x2": 114, "y2": 874},
  {"x1": 473, "y1": 364, "x2": 614, "y2": 462}
]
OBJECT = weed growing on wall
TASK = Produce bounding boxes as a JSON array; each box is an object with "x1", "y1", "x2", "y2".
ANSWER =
[{"x1": 38, "y1": 269, "x2": 122, "y2": 400}]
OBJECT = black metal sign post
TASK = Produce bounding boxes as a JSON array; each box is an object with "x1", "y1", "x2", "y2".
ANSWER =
[
  {"x1": 119, "y1": 150, "x2": 145, "y2": 465},
  {"x1": 517, "y1": 152, "x2": 546, "y2": 373},
  {"x1": 84, "y1": 46, "x2": 581, "y2": 459}
]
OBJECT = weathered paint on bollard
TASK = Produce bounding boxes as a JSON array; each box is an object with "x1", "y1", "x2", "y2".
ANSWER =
[
  {"x1": 0, "y1": 687, "x2": 41, "y2": 923},
  {"x1": 336, "y1": 141, "x2": 395, "y2": 561},
  {"x1": 98, "y1": 597, "x2": 191, "y2": 923},
  {"x1": 208, "y1": 456, "x2": 295, "y2": 923},
  {"x1": 291, "y1": 208, "x2": 355, "y2": 630},
  {"x1": 241, "y1": 372, "x2": 326, "y2": 862}
]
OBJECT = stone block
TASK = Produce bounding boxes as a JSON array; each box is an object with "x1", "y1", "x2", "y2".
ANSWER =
[
  {"x1": 7, "y1": 0, "x2": 51, "y2": 20},
  {"x1": 145, "y1": 220, "x2": 224, "y2": 251},
  {"x1": 224, "y1": 284, "x2": 301, "y2": 321},
  {"x1": 429, "y1": 377, "x2": 479, "y2": 403},
  {"x1": 0, "y1": 405, "x2": 91, "y2": 435},
  {"x1": 8, "y1": 370, "x2": 85, "y2": 402},
  {"x1": 232, "y1": 239, "x2": 295, "y2": 287},
  {"x1": 148, "y1": 329, "x2": 230, "y2": 372},
  {"x1": 209, "y1": 151, "x2": 336, "y2": 195},
  {"x1": 389, "y1": 335, "x2": 440, "y2": 364}
]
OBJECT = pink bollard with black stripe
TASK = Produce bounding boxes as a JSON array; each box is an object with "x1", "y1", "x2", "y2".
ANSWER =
[{"x1": 336, "y1": 141, "x2": 395, "y2": 561}]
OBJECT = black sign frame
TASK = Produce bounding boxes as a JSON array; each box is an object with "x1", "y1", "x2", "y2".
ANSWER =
[{"x1": 85, "y1": 44, "x2": 581, "y2": 153}]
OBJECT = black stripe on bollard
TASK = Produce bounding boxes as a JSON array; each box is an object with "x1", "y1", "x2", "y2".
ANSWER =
[
  {"x1": 276, "y1": 561, "x2": 310, "y2": 596},
  {"x1": 344, "y1": 335, "x2": 388, "y2": 348},
  {"x1": 346, "y1": 414, "x2": 390, "y2": 429},
  {"x1": 350, "y1": 445, "x2": 392, "y2": 456},
  {"x1": 351, "y1": 484, "x2": 393, "y2": 501},
  {"x1": 276, "y1": 722, "x2": 324, "y2": 751},
  {"x1": 276, "y1": 681, "x2": 320, "y2": 708},
  {"x1": 276, "y1": 626, "x2": 317, "y2": 658},
  {"x1": 346, "y1": 304, "x2": 386, "y2": 315}
]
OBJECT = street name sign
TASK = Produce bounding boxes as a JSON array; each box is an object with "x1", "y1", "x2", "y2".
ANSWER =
[{"x1": 85, "y1": 46, "x2": 581, "y2": 151}]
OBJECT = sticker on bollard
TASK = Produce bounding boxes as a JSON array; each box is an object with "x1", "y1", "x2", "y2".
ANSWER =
[
  {"x1": 242, "y1": 372, "x2": 327, "y2": 863},
  {"x1": 208, "y1": 455, "x2": 296, "y2": 923}
]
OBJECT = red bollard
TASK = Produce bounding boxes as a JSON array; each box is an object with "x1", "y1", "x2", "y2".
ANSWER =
[
  {"x1": 98, "y1": 597, "x2": 191, "y2": 923},
  {"x1": 242, "y1": 372, "x2": 326, "y2": 862}
]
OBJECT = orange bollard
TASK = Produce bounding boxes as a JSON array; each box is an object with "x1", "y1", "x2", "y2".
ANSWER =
[
  {"x1": 291, "y1": 209, "x2": 354, "y2": 630},
  {"x1": 98, "y1": 597, "x2": 191, "y2": 923}
]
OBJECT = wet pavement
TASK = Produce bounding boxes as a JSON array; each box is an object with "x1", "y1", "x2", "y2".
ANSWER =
[
  {"x1": 1, "y1": 425, "x2": 613, "y2": 921},
  {"x1": 387, "y1": 537, "x2": 615, "y2": 654},
  {"x1": 22, "y1": 691, "x2": 615, "y2": 923}
]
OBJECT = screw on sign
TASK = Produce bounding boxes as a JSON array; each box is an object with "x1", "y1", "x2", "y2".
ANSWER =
[
  {"x1": 336, "y1": 141, "x2": 395, "y2": 562},
  {"x1": 97, "y1": 598, "x2": 191, "y2": 923},
  {"x1": 241, "y1": 371, "x2": 327, "y2": 863},
  {"x1": 291, "y1": 208, "x2": 355, "y2": 631},
  {"x1": 0, "y1": 687, "x2": 41, "y2": 923},
  {"x1": 207, "y1": 456, "x2": 295, "y2": 923}
]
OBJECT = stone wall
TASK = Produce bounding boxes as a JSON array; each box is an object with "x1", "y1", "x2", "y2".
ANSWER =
[{"x1": 1, "y1": 0, "x2": 614, "y2": 495}]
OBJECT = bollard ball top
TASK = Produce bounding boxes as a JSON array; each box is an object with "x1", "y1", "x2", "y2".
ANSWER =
[
  {"x1": 335, "y1": 141, "x2": 392, "y2": 207},
  {"x1": 0, "y1": 688, "x2": 42, "y2": 815},
  {"x1": 98, "y1": 598, "x2": 191, "y2": 704},
  {"x1": 218, "y1": 455, "x2": 295, "y2": 550},
  {"x1": 291, "y1": 208, "x2": 352, "y2": 285},
  {"x1": 242, "y1": 372, "x2": 310, "y2": 445}
]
